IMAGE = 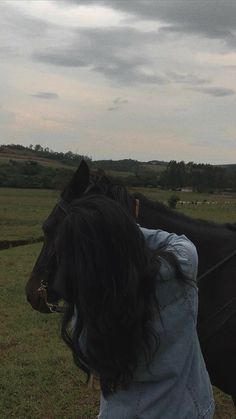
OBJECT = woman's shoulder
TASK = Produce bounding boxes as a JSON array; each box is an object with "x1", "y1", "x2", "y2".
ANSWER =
[{"x1": 139, "y1": 226, "x2": 198, "y2": 282}]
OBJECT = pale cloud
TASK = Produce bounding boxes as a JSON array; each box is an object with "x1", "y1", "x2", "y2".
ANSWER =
[
  {"x1": 166, "y1": 72, "x2": 210, "y2": 85},
  {"x1": 108, "y1": 97, "x2": 128, "y2": 111},
  {"x1": 66, "y1": 0, "x2": 236, "y2": 42},
  {"x1": 188, "y1": 87, "x2": 235, "y2": 97},
  {"x1": 32, "y1": 27, "x2": 168, "y2": 86},
  {"x1": 6, "y1": 0, "x2": 126, "y2": 29},
  {"x1": 31, "y1": 92, "x2": 59, "y2": 99}
]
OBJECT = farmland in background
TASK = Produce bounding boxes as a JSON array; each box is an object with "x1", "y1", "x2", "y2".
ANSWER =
[
  {"x1": 1, "y1": 145, "x2": 236, "y2": 192},
  {"x1": 1, "y1": 187, "x2": 235, "y2": 242},
  {"x1": 0, "y1": 187, "x2": 235, "y2": 418},
  {"x1": 131, "y1": 187, "x2": 236, "y2": 224}
]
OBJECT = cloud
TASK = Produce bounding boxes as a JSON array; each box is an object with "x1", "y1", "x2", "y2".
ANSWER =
[
  {"x1": 33, "y1": 51, "x2": 87, "y2": 68},
  {"x1": 2, "y1": 1, "x2": 231, "y2": 89},
  {"x1": 167, "y1": 72, "x2": 210, "y2": 85},
  {"x1": 188, "y1": 87, "x2": 235, "y2": 97},
  {"x1": 66, "y1": 1, "x2": 236, "y2": 48},
  {"x1": 114, "y1": 97, "x2": 128, "y2": 105},
  {"x1": 108, "y1": 97, "x2": 128, "y2": 111},
  {"x1": 0, "y1": 3, "x2": 53, "y2": 56},
  {"x1": 31, "y1": 92, "x2": 59, "y2": 99},
  {"x1": 32, "y1": 27, "x2": 169, "y2": 86},
  {"x1": 108, "y1": 106, "x2": 119, "y2": 112},
  {"x1": 25, "y1": 2, "x2": 235, "y2": 89}
]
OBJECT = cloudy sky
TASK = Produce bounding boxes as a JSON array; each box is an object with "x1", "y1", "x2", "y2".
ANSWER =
[{"x1": 1, "y1": 0, "x2": 236, "y2": 163}]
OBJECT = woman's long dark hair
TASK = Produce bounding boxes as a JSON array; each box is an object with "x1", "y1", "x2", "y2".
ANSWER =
[{"x1": 54, "y1": 195, "x2": 176, "y2": 396}]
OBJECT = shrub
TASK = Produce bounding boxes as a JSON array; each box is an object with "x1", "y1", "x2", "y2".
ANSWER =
[{"x1": 168, "y1": 195, "x2": 180, "y2": 209}]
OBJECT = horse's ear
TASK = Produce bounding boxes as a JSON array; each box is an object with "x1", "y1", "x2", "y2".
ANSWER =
[{"x1": 62, "y1": 159, "x2": 90, "y2": 201}]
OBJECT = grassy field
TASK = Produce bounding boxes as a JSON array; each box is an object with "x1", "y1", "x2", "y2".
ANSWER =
[
  {"x1": 0, "y1": 154, "x2": 75, "y2": 170},
  {"x1": 0, "y1": 188, "x2": 58, "y2": 241},
  {"x1": 1, "y1": 187, "x2": 235, "y2": 242},
  {"x1": 131, "y1": 187, "x2": 236, "y2": 224},
  {"x1": 0, "y1": 243, "x2": 100, "y2": 419},
  {"x1": 0, "y1": 187, "x2": 236, "y2": 418}
]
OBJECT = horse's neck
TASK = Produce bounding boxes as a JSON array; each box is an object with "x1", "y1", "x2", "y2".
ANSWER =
[
  {"x1": 138, "y1": 197, "x2": 235, "y2": 257},
  {"x1": 139, "y1": 200, "x2": 196, "y2": 238}
]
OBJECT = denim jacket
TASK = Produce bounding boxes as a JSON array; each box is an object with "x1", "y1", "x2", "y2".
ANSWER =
[{"x1": 98, "y1": 228, "x2": 215, "y2": 419}]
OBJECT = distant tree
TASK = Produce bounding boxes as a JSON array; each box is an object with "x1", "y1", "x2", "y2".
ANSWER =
[
  {"x1": 34, "y1": 144, "x2": 43, "y2": 152},
  {"x1": 165, "y1": 161, "x2": 186, "y2": 190}
]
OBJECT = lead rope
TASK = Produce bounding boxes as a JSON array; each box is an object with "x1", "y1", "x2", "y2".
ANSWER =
[{"x1": 197, "y1": 249, "x2": 236, "y2": 281}]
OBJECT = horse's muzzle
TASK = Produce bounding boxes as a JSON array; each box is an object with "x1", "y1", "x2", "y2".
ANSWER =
[{"x1": 25, "y1": 273, "x2": 52, "y2": 313}]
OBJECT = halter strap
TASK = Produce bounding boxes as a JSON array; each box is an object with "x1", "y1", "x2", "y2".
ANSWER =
[{"x1": 38, "y1": 280, "x2": 66, "y2": 313}]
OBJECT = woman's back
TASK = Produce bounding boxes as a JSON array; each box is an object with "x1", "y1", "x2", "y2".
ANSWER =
[{"x1": 98, "y1": 228, "x2": 214, "y2": 418}]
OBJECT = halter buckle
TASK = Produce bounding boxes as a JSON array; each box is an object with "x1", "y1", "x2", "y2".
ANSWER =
[{"x1": 37, "y1": 280, "x2": 66, "y2": 313}]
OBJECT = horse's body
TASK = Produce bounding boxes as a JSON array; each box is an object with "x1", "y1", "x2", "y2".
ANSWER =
[
  {"x1": 25, "y1": 161, "x2": 236, "y2": 406},
  {"x1": 134, "y1": 193, "x2": 236, "y2": 403}
]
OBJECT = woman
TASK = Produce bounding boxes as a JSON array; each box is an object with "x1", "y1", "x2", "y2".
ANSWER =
[{"x1": 53, "y1": 194, "x2": 215, "y2": 419}]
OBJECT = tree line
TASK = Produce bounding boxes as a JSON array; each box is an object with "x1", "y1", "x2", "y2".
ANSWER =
[
  {"x1": 98, "y1": 160, "x2": 236, "y2": 192},
  {"x1": 0, "y1": 160, "x2": 73, "y2": 189},
  {"x1": 0, "y1": 145, "x2": 235, "y2": 192},
  {"x1": 158, "y1": 160, "x2": 236, "y2": 192}
]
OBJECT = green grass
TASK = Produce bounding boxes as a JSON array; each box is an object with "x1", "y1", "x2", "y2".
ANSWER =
[
  {"x1": 1, "y1": 187, "x2": 235, "y2": 242},
  {"x1": 0, "y1": 243, "x2": 100, "y2": 419},
  {"x1": 177, "y1": 204, "x2": 236, "y2": 224},
  {"x1": 0, "y1": 188, "x2": 59, "y2": 240},
  {"x1": 131, "y1": 187, "x2": 236, "y2": 203}
]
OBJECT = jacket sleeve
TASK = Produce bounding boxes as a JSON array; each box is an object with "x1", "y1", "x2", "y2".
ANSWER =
[{"x1": 139, "y1": 227, "x2": 198, "y2": 282}]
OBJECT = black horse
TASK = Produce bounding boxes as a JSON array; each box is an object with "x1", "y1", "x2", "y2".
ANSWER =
[{"x1": 25, "y1": 160, "x2": 236, "y2": 406}]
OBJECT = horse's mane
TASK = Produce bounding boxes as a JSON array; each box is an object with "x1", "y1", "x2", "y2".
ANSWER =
[
  {"x1": 133, "y1": 192, "x2": 236, "y2": 232},
  {"x1": 90, "y1": 172, "x2": 133, "y2": 215}
]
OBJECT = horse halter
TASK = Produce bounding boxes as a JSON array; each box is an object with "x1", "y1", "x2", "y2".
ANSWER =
[
  {"x1": 37, "y1": 279, "x2": 66, "y2": 313},
  {"x1": 37, "y1": 199, "x2": 69, "y2": 313}
]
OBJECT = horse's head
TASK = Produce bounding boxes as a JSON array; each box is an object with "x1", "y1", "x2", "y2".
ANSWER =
[
  {"x1": 25, "y1": 160, "x2": 91, "y2": 312},
  {"x1": 25, "y1": 160, "x2": 135, "y2": 313}
]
